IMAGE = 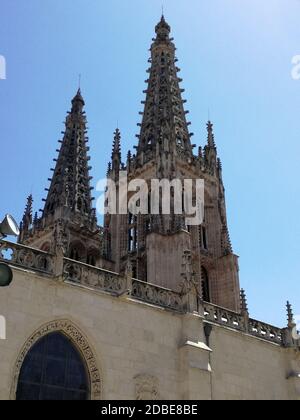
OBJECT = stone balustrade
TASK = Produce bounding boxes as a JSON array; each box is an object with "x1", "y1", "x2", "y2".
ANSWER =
[
  {"x1": 63, "y1": 258, "x2": 184, "y2": 311},
  {"x1": 203, "y1": 302, "x2": 246, "y2": 331},
  {"x1": 0, "y1": 240, "x2": 285, "y2": 346},
  {"x1": 204, "y1": 302, "x2": 283, "y2": 345},
  {"x1": 63, "y1": 258, "x2": 126, "y2": 296},
  {"x1": 132, "y1": 279, "x2": 184, "y2": 312},
  {"x1": 0, "y1": 240, "x2": 54, "y2": 275},
  {"x1": 248, "y1": 318, "x2": 282, "y2": 345}
]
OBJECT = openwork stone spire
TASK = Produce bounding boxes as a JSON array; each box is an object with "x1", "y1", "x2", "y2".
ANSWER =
[
  {"x1": 42, "y1": 89, "x2": 96, "y2": 229},
  {"x1": 136, "y1": 16, "x2": 192, "y2": 167}
]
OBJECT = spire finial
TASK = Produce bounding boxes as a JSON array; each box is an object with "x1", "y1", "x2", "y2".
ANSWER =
[
  {"x1": 72, "y1": 86, "x2": 85, "y2": 108},
  {"x1": 155, "y1": 12, "x2": 171, "y2": 40},
  {"x1": 112, "y1": 128, "x2": 121, "y2": 160},
  {"x1": 19, "y1": 194, "x2": 33, "y2": 243},
  {"x1": 207, "y1": 120, "x2": 216, "y2": 148},
  {"x1": 78, "y1": 74, "x2": 81, "y2": 90},
  {"x1": 240, "y1": 289, "x2": 249, "y2": 315},
  {"x1": 198, "y1": 146, "x2": 203, "y2": 159},
  {"x1": 107, "y1": 162, "x2": 112, "y2": 177},
  {"x1": 23, "y1": 194, "x2": 33, "y2": 225},
  {"x1": 287, "y1": 301, "x2": 295, "y2": 326}
]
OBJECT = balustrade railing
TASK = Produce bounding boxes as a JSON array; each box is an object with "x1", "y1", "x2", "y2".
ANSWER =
[
  {"x1": 0, "y1": 240, "x2": 54, "y2": 275},
  {"x1": 63, "y1": 258, "x2": 126, "y2": 295},
  {"x1": 203, "y1": 302, "x2": 246, "y2": 331},
  {"x1": 132, "y1": 279, "x2": 184, "y2": 312},
  {"x1": 248, "y1": 318, "x2": 282, "y2": 345},
  {"x1": 1, "y1": 240, "x2": 284, "y2": 345},
  {"x1": 204, "y1": 302, "x2": 283, "y2": 345}
]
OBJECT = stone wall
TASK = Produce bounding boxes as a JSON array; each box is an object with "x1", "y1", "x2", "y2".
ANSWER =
[{"x1": 0, "y1": 267, "x2": 299, "y2": 400}]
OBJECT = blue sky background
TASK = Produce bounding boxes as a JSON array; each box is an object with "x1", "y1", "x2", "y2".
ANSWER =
[{"x1": 0, "y1": 0, "x2": 299, "y2": 326}]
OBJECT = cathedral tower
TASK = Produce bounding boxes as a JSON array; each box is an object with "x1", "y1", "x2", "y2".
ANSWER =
[
  {"x1": 19, "y1": 89, "x2": 103, "y2": 267},
  {"x1": 105, "y1": 16, "x2": 241, "y2": 311},
  {"x1": 20, "y1": 17, "x2": 241, "y2": 312}
]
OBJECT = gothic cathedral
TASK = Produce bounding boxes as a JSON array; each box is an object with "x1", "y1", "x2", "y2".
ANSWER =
[
  {"x1": 0, "y1": 17, "x2": 299, "y2": 401},
  {"x1": 19, "y1": 16, "x2": 240, "y2": 312}
]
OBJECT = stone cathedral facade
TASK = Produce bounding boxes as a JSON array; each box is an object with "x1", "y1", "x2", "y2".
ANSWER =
[{"x1": 0, "y1": 17, "x2": 299, "y2": 400}]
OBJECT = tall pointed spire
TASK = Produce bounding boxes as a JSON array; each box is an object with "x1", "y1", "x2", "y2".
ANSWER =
[
  {"x1": 136, "y1": 16, "x2": 192, "y2": 168},
  {"x1": 42, "y1": 89, "x2": 96, "y2": 229}
]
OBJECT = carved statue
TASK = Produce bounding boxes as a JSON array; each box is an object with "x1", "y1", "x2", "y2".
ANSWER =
[{"x1": 134, "y1": 374, "x2": 159, "y2": 400}]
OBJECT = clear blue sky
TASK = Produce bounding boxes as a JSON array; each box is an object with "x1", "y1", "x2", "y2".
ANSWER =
[{"x1": 0, "y1": 0, "x2": 299, "y2": 327}]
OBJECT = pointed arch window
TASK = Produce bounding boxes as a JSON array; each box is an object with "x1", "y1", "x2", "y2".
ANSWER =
[{"x1": 16, "y1": 332, "x2": 89, "y2": 400}]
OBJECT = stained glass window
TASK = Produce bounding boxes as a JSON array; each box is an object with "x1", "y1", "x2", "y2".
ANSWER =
[{"x1": 16, "y1": 332, "x2": 89, "y2": 400}]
